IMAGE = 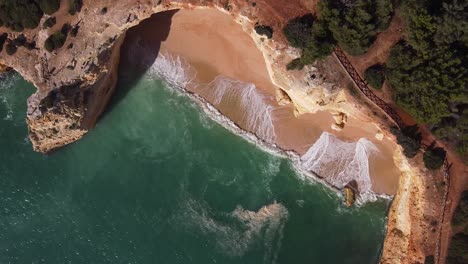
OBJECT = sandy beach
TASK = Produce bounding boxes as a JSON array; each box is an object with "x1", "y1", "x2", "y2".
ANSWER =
[{"x1": 127, "y1": 8, "x2": 401, "y2": 195}]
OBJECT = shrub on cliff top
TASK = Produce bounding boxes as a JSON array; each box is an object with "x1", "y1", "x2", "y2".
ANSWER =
[
  {"x1": 0, "y1": 0, "x2": 61, "y2": 31},
  {"x1": 5, "y1": 42, "x2": 17, "y2": 55},
  {"x1": 43, "y1": 16, "x2": 56, "y2": 28},
  {"x1": 391, "y1": 125, "x2": 422, "y2": 158},
  {"x1": 365, "y1": 64, "x2": 386, "y2": 89},
  {"x1": 424, "y1": 256, "x2": 435, "y2": 264},
  {"x1": 319, "y1": 0, "x2": 394, "y2": 55},
  {"x1": 68, "y1": 0, "x2": 83, "y2": 15},
  {"x1": 12, "y1": 34, "x2": 27, "y2": 47},
  {"x1": 452, "y1": 191, "x2": 468, "y2": 227},
  {"x1": 447, "y1": 232, "x2": 468, "y2": 264},
  {"x1": 0, "y1": 0, "x2": 43, "y2": 31},
  {"x1": 286, "y1": 58, "x2": 305, "y2": 71},
  {"x1": 38, "y1": 0, "x2": 60, "y2": 15},
  {"x1": 284, "y1": 14, "x2": 315, "y2": 49},
  {"x1": 44, "y1": 24, "x2": 70, "y2": 52},
  {"x1": 0, "y1": 33, "x2": 7, "y2": 52},
  {"x1": 283, "y1": 14, "x2": 335, "y2": 67},
  {"x1": 254, "y1": 24, "x2": 273, "y2": 39},
  {"x1": 423, "y1": 145, "x2": 446, "y2": 170}
]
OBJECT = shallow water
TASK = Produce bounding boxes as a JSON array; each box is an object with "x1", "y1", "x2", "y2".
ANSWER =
[{"x1": 0, "y1": 71, "x2": 387, "y2": 263}]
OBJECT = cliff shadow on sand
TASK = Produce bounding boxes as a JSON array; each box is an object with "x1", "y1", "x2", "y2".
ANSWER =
[{"x1": 104, "y1": 9, "x2": 179, "y2": 116}]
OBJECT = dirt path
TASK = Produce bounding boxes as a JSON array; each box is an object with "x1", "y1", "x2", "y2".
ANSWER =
[
  {"x1": 336, "y1": 9, "x2": 468, "y2": 263},
  {"x1": 346, "y1": 12, "x2": 404, "y2": 77}
]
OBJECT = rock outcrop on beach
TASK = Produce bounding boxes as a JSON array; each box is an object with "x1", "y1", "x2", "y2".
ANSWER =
[{"x1": 0, "y1": 0, "x2": 446, "y2": 263}]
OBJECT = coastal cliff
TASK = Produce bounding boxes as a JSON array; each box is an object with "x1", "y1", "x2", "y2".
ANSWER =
[{"x1": 0, "y1": 0, "x2": 443, "y2": 263}]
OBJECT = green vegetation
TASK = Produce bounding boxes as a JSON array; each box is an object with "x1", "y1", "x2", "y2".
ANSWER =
[
  {"x1": 447, "y1": 232, "x2": 468, "y2": 264},
  {"x1": 0, "y1": 33, "x2": 7, "y2": 52},
  {"x1": 423, "y1": 145, "x2": 447, "y2": 170},
  {"x1": 43, "y1": 16, "x2": 56, "y2": 28},
  {"x1": 68, "y1": 0, "x2": 83, "y2": 15},
  {"x1": 364, "y1": 64, "x2": 385, "y2": 89},
  {"x1": 283, "y1": 0, "x2": 394, "y2": 68},
  {"x1": 5, "y1": 42, "x2": 17, "y2": 55},
  {"x1": 283, "y1": 14, "x2": 335, "y2": 69},
  {"x1": 282, "y1": 0, "x2": 468, "y2": 158},
  {"x1": 424, "y1": 256, "x2": 435, "y2": 264},
  {"x1": 38, "y1": 0, "x2": 60, "y2": 15},
  {"x1": 0, "y1": 0, "x2": 61, "y2": 31},
  {"x1": 391, "y1": 125, "x2": 422, "y2": 158},
  {"x1": 319, "y1": 0, "x2": 394, "y2": 55},
  {"x1": 12, "y1": 34, "x2": 26, "y2": 47},
  {"x1": 254, "y1": 24, "x2": 273, "y2": 39},
  {"x1": 25, "y1": 41, "x2": 36, "y2": 50},
  {"x1": 286, "y1": 58, "x2": 305, "y2": 71},
  {"x1": 386, "y1": 0, "x2": 468, "y2": 157},
  {"x1": 447, "y1": 191, "x2": 468, "y2": 264},
  {"x1": 453, "y1": 191, "x2": 468, "y2": 227},
  {"x1": 44, "y1": 24, "x2": 70, "y2": 52}
]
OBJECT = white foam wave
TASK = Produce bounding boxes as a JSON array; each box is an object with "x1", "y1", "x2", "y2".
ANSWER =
[
  {"x1": 301, "y1": 132, "x2": 378, "y2": 195},
  {"x1": 142, "y1": 49, "x2": 391, "y2": 204},
  {"x1": 204, "y1": 77, "x2": 277, "y2": 143},
  {"x1": 176, "y1": 198, "x2": 288, "y2": 262},
  {"x1": 147, "y1": 52, "x2": 197, "y2": 90}
]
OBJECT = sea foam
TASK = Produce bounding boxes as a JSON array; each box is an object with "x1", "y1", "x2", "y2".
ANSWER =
[
  {"x1": 143, "y1": 49, "x2": 389, "y2": 204},
  {"x1": 175, "y1": 198, "x2": 288, "y2": 262},
  {"x1": 203, "y1": 76, "x2": 277, "y2": 143},
  {"x1": 301, "y1": 132, "x2": 378, "y2": 198}
]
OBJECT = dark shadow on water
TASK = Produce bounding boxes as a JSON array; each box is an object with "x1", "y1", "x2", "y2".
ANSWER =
[{"x1": 103, "y1": 9, "x2": 179, "y2": 116}]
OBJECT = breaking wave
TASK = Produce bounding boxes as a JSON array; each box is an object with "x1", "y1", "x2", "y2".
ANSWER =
[
  {"x1": 300, "y1": 132, "x2": 378, "y2": 195},
  {"x1": 176, "y1": 198, "x2": 288, "y2": 263},
  {"x1": 147, "y1": 52, "x2": 197, "y2": 90},
  {"x1": 202, "y1": 77, "x2": 277, "y2": 142},
  {"x1": 140, "y1": 48, "x2": 388, "y2": 204}
]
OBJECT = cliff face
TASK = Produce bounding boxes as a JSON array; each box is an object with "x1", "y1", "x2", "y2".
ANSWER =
[
  {"x1": 0, "y1": 0, "x2": 439, "y2": 263},
  {"x1": 381, "y1": 150, "x2": 448, "y2": 264},
  {"x1": 0, "y1": 0, "x2": 350, "y2": 152}
]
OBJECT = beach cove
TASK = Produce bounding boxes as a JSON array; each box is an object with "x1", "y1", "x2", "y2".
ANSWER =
[
  {"x1": 0, "y1": 53, "x2": 387, "y2": 263},
  {"x1": 122, "y1": 8, "x2": 402, "y2": 197}
]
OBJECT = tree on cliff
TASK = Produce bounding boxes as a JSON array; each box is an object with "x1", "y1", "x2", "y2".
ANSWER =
[
  {"x1": 68, "y1": 0, "x2": 83, "y2": 15},
  {"x1": 423, "y1": 145, "x2": 446, "y2": 170},
  {"x1": 364, "y1": 64, "x2": 385, "y2": 89},
  {"x1": 0, "y1": 0, "x2": 61, "y2": 31},
  {"x1": 283, "y1": 0, "x2": 394, "y2": 67},
  {"x1": 38, "y1": 0, "x2": 60, "y2": 15},
  {"x1": 44, "y1": 24, "x2": 70, "y2": 52},
  {"x1": 386, "y1": 0, "x2": 468, "y2": 157},
  {"x1": 283, "y1": 14, "x2": 335, "y2": 69},
  {"x1": 319, "y1": 0, "x2": 394, "y2": 55},
  {"x1": 391, "y1": 125, "x2": 422, "y2": 158}
]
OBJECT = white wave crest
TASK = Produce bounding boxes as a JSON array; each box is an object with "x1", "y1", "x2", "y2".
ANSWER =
[
  {"x1": 203, "y1": 76, "x2": 277, "y2": 143},
  {"x1": 177, "y1": 199, "x2": 288, "y2": 262},
  {"x1": 300, "y1": 132, "x2": 378, "y2": 194},
  {"x1": 147, "y1": 52, "x2": 197, "y2": 90},
  {"x1": 137, "y1": 48, "x2": 389, "y2": 204}
]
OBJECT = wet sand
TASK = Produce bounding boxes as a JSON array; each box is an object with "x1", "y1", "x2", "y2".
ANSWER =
[{"x1": 143, "y1": 8, "x2": 400, "y2": 195}]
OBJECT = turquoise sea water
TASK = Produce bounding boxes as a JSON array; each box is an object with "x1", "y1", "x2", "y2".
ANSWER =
[{"x1": 0, "y1": 69, "x2": 387, "y2": 263}]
